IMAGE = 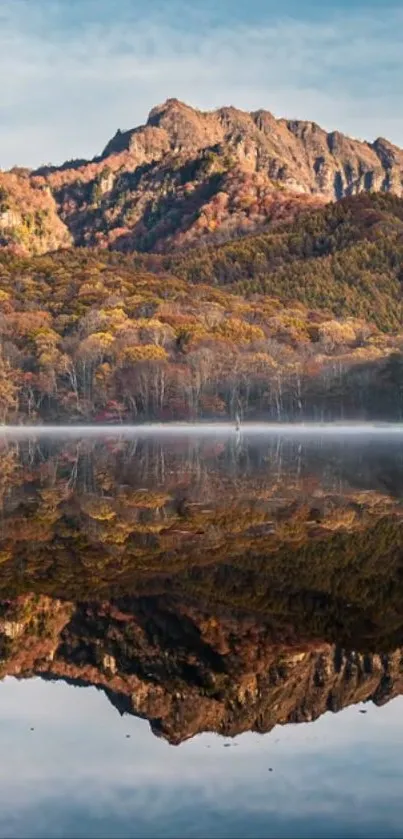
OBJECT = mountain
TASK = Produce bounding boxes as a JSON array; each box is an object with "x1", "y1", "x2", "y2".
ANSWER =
[
  {"x1": 1, "y1": 101, "x2": 403, "y2": 424},
  {"x1": 3, "y1": 98, "x2": 403, "y2": 255}
]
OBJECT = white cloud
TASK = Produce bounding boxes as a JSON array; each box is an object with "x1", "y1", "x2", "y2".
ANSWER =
[{"x1": 0, "y1": 1, "x2": 403, "y2": 168}]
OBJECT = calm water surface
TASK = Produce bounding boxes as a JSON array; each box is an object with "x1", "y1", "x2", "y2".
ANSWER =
[{"x1": 0, "y1": 428, "x2": 402, "y2": 838}]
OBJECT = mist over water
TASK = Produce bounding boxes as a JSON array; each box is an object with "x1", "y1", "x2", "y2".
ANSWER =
[{"x1": 1, "y1": 421, "x2": 403, "y2": 439}]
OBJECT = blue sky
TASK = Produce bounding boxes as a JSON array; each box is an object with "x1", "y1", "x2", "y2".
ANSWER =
[{"x1": 1, "y1": 0, "x2": 403, "y2": 168}]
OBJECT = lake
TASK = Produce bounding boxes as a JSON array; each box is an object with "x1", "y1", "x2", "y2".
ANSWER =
[{"x1": 0, "y1": 426, "x2": 403, "y2": 838}]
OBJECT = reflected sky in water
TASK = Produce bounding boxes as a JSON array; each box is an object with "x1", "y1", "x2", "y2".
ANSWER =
[{"x1": 0, "y1": 679, "x2": 402, "y2": 839}]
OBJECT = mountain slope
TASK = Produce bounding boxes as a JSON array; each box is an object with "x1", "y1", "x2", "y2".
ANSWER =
[
  {"x1": 166, "y1": 193, "x2": 403, "y2": 330},
  {"x1": 3, "y1": 98, "x2": 403, "y2": 255},
  {"x1": 0, "y1": 169, "x2": 71, "y2": 254}
]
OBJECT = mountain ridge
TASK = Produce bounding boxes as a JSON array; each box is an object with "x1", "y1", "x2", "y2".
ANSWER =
[{"x1": 2, "y1": 98, "x2": 403, "y2": 255}]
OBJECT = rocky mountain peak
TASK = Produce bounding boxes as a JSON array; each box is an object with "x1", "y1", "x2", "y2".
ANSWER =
[
  {"x1": 146, "y1": 97, "x2": 193, "y2": 126},
  {"x1": 4, "y1": 98, "x2": 403, "y2": 255}
]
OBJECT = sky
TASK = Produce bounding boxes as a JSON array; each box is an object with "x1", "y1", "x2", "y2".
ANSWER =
[{"x1": 1, "y1": 0, "x2": 403, "y2": 169}]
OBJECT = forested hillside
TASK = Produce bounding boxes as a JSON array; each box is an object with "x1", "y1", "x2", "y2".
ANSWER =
[
  {"x1": 0, "y1": 233, "x2": 402, "y2": 423},
  {"x1": 166, "y1": 193, "x2": 403, "y2": 331}
]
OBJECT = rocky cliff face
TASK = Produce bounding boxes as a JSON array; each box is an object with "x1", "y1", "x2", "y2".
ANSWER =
[
  {"x1": 0, "y1": 170, "x2": 71, "y2": 254},
  {"x1": 1, "y1": 594, "x2": 402, "y2": 745},
  {"x1": 3, "y1": 98, "x2": 403, "y2": 254},
  {"x1": 98, "y1": 99, "x2": 403, "y2": 199}
]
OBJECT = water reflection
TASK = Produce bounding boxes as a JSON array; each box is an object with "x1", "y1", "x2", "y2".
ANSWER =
[
  {"x1": 0, "y1": 432, "x2": 402, "y2": 748},
  {"x1": 2, "y1": 678, "x2": 403, "y2": 839},
  {"x1": 2, "y1": 431, "x2": 403, "y2": 836}
]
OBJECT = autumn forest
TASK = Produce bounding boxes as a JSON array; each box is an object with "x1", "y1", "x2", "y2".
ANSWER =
[{"x1": 0, "y1": 193, "x2": 402, "y2": 423}]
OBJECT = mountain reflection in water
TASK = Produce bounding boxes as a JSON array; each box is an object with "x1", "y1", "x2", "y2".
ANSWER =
[{"x1": 0, "y1": 432, "x2": 403, "y2": 747}]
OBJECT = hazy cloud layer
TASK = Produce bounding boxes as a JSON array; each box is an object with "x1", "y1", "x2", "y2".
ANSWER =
[{"x1": 0, "y1": 0, "x2": 402, "y2": 168}]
